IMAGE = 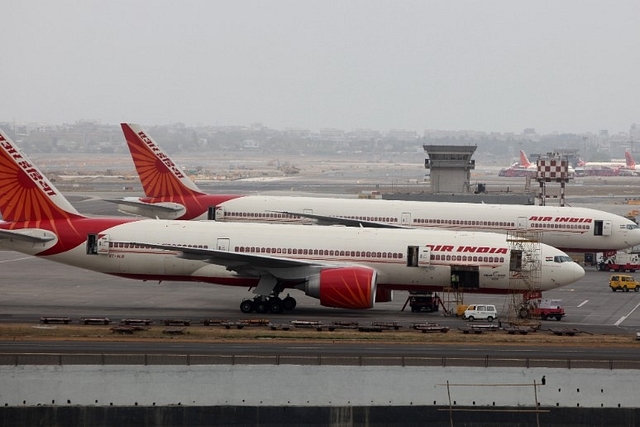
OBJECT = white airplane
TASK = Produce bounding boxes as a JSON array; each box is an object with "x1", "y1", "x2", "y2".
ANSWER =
[
  {"x1": 575, "y1": 151, "x2": 638, "y2": 176},
  {"x1": 0, "y1": 129, "x2": 584, "y2": 313},
  {"x1": 499, "y1": 150, "x2": 575, "y2": 178},
  {"x1": 109, "y1": 124, "x2": 640, "y2": 253}
]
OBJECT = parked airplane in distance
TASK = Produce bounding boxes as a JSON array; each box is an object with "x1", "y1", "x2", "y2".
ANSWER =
[
  {"x1": 109, "y1": 124, "x2": 640, "y2": 254},
  {"x1": 498, "y1": 150, "x2": 575, "y2": 178},
  {"x1": 498, "y1": 150, "x2": 537, "y2": 177},
  {"x1": 575, "y1": 150, "x2": 638, "y2": 177},
  {"x1": 0, "y1": 129, "x2": 585, "y2": 313}
]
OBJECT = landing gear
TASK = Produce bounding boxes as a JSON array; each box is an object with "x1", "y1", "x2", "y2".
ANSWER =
[{"x1": 239, "y1": 294, "x2": 297, "y2": 314}]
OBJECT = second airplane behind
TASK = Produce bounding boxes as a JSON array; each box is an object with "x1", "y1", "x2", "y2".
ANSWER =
[{"x1": 109, "y1": 123, "x2": 640, "y2": 254}]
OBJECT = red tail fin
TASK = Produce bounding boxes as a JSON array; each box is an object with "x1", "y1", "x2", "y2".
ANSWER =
[
  {"x1": 120, "y1": 123, "x2": 204, "y2": 199},
  {"x1": 625, "y1": 150, "x2": 636, "y2": 168},
  {"x1": 0, "y1": 129, "x2": 81, "y2": 223},
  {"x1": 519, "y1": 150, "x2": 532, "y2": 168}
]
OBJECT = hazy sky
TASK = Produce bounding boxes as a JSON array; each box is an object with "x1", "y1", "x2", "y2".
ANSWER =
[{"x1": 2, "y1": 1, "x2": 639, "y2": 134}]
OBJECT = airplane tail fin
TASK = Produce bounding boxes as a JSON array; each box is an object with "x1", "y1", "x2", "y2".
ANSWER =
[
  {"x1": 625, "y1": 150, "x2": 636, "y2": 168},
  {"x1": 120, "y1": 123, "x2": 204, "y2": 199},
  {"x1": 0, "y1": 129, "x2": 82, "y2": 223},
  {"x1": 519, "y1": 150, "x2": 532, "y2": 168}
]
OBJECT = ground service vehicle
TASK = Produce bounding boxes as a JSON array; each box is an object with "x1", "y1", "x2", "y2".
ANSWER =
[
  {"x1": 463, "y1": 304, "x2": 498, "y2": 322},
  {"x1": 598, "y1": 252, "x2": 640, "y2": 272},
  {"x1": 407, "y1": 293, "x2": 441, "y2": 312},
  {"x1": 609, "y1": 274, "x2": 640, "y2": 292},
  {"x1": 530, "y1": 298, "x2": 565, "y2": 320}
]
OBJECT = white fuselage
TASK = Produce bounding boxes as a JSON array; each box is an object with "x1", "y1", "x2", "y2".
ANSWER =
[
  {"x1": 0, "y1": 220, "x2": 583, "y2": 294},
  {"x1": 207, "y1": 196, "x2": 640, "y2": 253}
]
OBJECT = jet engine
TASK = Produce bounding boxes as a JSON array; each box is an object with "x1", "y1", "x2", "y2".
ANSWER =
[{"x1": 300, "y1": 266, "x2": 377, "y2": 309}]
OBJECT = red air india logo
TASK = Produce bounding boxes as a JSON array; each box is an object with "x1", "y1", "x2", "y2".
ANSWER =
[
  {"x1": 137, "y1": 131, "x2": 185, "y2": 179},
  {"x1": 427, "y1": 245, "x2": 508, "y2": 254},
  {"x1": 528, "y1": 216, "x2": 592, "y2": 223},
  {"x1": 0, "y1": 135, "x2": 56, "y2": 196}
]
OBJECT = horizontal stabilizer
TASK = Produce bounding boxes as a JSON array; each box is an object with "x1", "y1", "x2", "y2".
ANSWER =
[
  {"x1": 104, "y1": 199, "x2": 184, "y2": 213},
  {"x1": 0, "y1": 228, "x2": 57, "y2": 243}
]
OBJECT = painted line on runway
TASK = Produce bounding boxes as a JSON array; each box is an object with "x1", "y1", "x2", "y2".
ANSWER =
[
  {"x1": 577, "y1": 300, "x2": 589, "y2": 308},
  {"x1": 614, "y1": 301, "x2": 640, "y2": 326},
  {"x1": 0, "y1": 256, "x2": 34, "y2": 264}
]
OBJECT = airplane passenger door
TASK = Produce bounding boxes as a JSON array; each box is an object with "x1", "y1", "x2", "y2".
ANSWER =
[
  {"x1": 214, "y1": 206, "x2": 225, "y2": 221},
  {"x1": 517, "y1": 217, "x2": 528, "y2": 230},
  {"x1": 207, "y1": 206, "x2": 216, "y2": 220},
  {"x1": 96, "y1": 234, "x2": 110, "y2": 255},
  {"x1": 594, "y1": 220, "x2": 613, "y2": 236},
  {"x1": 216, "y1": 238, "x2": 230, "y2": 251},
  {"x1": 407, "y1": 246, "x2": 430, "y2": 267},
  {"x1": 401, "y1": 212, "x2": 411, "y2": 226}
]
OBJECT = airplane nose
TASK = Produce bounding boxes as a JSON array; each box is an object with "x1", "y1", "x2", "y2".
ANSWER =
[
  {"x1": 626, "y1": 228, "x2": 640, "y2": 248},
  {"x1": 571, "y1": 262, "x2": 586, "y2": 283}
]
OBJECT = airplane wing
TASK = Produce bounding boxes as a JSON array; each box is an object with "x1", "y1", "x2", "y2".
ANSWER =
[
  {"x1": 267, "y1": 210, "x2": 407, "y2": 229},
  {"x1": 104, "y1": 198, "x2": 184, "y2": 213},
  {"x1": 0, "y1": 228, "x2": 57, "y2": 243},
  {"x1": 129, "y1": 242, "x2": 327, "y2": 279}
]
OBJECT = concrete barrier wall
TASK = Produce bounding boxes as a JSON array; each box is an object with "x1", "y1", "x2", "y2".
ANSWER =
[{"x1": 1, "y1": 364, "x2": 638, "y2": 408}]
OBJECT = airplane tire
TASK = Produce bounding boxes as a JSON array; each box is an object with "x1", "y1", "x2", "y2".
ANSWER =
[
  {"x1": 240, "y1": 300, "x2": 254, "y2": 313},
  {"x1": 255, "y1": 301, "x2": 268, "y2": 314},
  {"x1": 283, "y1": 296, "x2": 297, "y2": 310},
  {"x1": 268, "y1": 299, "x2": 283, "y2": 314}
]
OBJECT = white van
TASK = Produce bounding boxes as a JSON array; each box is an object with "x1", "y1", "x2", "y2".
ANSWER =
[{"x1": 463, "y1": 304, "x2": 498, "y2": 322}]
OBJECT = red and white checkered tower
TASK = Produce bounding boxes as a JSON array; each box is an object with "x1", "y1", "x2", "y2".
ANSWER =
[{"x1": 536, "y1": 153, "x2": 571, "y2": 206}]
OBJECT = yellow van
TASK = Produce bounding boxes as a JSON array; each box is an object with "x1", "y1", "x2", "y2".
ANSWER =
[{"x1": 609, "y1": 274, "x2": 640, "y2": 292}]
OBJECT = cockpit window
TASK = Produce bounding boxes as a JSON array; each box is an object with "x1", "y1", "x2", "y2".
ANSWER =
[
  {"x1": 626, "y1": 224, "x2": 638, "y2": 230},
  {"x1": 553, "y1": 255, "x2": 574, "y2": 263}
]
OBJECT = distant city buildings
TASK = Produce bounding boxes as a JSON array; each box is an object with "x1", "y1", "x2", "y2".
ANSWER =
[{"x1": 0, "y1": 120, "x2": 637, "y2": 163}]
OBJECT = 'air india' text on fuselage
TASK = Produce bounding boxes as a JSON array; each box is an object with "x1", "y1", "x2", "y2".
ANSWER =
[
  {"x1": 427, "y1": 245, "x2": 508, "y2": 254},
  {"x1": 528, "y1": 216, "x2": 592, "y2": 223}
]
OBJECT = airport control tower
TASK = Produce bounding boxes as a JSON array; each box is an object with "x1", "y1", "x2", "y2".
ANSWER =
[{"x1": 423, "y1": 145, "x2": 477, "y2": 194}]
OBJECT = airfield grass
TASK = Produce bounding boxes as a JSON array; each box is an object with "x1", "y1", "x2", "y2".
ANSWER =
[{"x1": 0, "y1": 322, "x2": 638, "y2": 348}]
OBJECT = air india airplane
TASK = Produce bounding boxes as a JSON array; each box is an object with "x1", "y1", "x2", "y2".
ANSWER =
[
  {"x1": 0, "y1": 129, "x2": 584, "y2": 313},
  {"x1": 575, "y1": 150, "x2": 638, "y2": 176},
  {"x1": 110, "y1": 124, "x2": 640, "y2": 253}
]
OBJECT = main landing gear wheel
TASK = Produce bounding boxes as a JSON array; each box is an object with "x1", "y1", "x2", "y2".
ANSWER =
[
  {"x1": 239, "y1": 295, "x2": 297, "y2": 314},
  {"x1": 240, "y1": 300, "x2": 254, "y2": 313},
  {"x1": 282, "y1": 296, "x2": 296, "y2": 310}
]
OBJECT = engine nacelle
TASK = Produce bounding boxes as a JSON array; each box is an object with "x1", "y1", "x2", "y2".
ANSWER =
[{"x1": 301, "y1": 266, "x2": 377, "y2": 309}]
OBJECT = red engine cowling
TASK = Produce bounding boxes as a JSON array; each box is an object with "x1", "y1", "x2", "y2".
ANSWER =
[{"x1": 302, "y1": 266, "x2": 377, "y2": 309}]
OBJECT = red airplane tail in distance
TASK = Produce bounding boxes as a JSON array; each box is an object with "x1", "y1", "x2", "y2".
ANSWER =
[
  {"x1": 519, "y1": 150, "x2": 533, "y2": 168},
  {"x1": 0, "y1": 130, "x2": 82, "y2": 225},
  {"x1": 625, "y1": 150, "x2": 636, "y2": 168},
  {"x1": 120, "y1": 123, "x2": 204, "y2": 199}
]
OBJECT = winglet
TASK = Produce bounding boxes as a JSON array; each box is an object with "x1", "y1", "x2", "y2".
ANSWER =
[
  {"x1": 120, "y1": 123, "x2": 203, "y2": 198},
  {"x1": 0, "y1": 128, "x2": 81, "y2": 223}
]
